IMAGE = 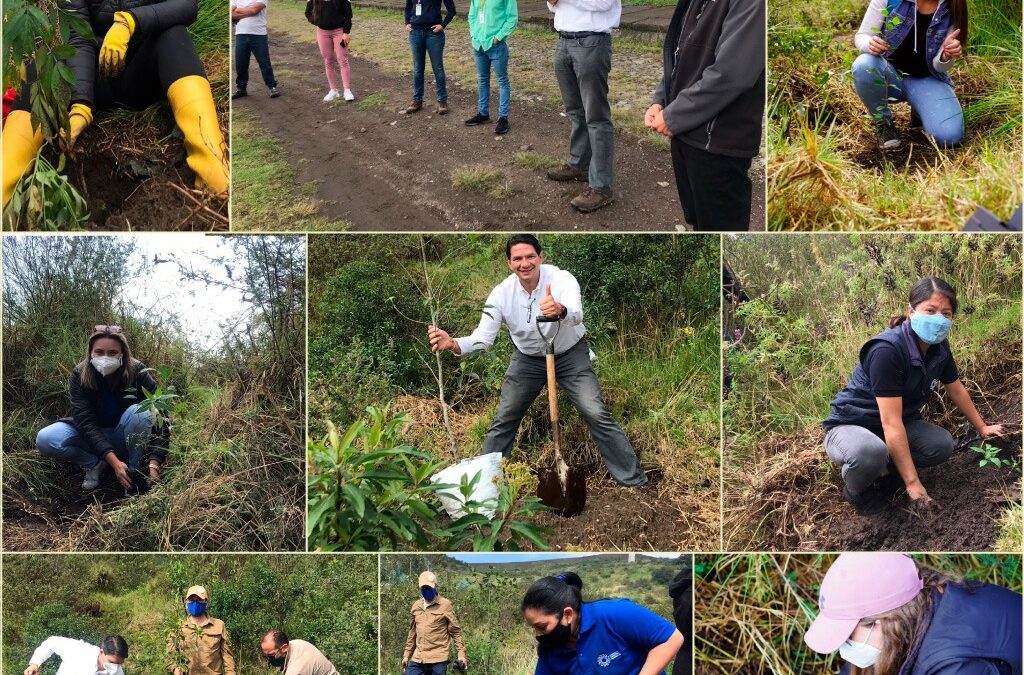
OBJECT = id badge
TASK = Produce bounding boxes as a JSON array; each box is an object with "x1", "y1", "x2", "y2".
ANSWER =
[
  {"x1": 415, "y1": 3, "x2": 422, "y2": 15},
  {"x1": 478, "y1": 9, "x2": 485, "y2": 22}
]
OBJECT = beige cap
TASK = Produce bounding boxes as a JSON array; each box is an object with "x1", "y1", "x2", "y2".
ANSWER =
[
  {"x1": 418, "y1": 571, "x2": 437, "y2": 588},
  {"x1": 185, "y1": 585, "x2": 208, "y2": 600}
]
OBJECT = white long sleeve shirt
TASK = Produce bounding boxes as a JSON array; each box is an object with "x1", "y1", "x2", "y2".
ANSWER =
[
  {"x1": 29, "y1": 637, "x2": 124, "y2": 675},
  {"x1": 455, "y1": 264, "x2": 587, "y2": 358},
  {"x1": 546, "y1": 0, "x2": 620, "y2": 34}
]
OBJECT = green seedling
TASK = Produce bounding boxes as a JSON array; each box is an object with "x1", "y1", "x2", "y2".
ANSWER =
[{"x1": 971, "y1": 442, "x2": 1005, "y2": 468}]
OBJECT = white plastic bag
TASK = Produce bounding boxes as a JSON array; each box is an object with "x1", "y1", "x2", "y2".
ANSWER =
[{"x1": 430, "y1": 453, "x2": 503, "y2": 520}]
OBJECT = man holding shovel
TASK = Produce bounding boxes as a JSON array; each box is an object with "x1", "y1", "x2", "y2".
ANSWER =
[{"x1": 427, "y1": 233, "x2": 647, "y2": 488}]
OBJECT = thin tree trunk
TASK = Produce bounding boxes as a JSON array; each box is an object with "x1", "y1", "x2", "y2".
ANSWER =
[{"x1": 419, "y1": 235, "x2": 457, "y2": 454}]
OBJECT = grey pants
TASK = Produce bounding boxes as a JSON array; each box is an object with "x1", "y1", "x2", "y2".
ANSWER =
[
  {"x1": 824, "y1": 420, "x2": 955, "y2": 494},
  {"x1": 554, "y1": 33, "x2": 614, "y2": 192},
  {"x1": 481, "y1": 339, "x2": 646, "y2": 486}
]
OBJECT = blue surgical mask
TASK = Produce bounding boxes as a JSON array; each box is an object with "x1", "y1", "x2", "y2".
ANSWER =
[
  {"x1": 186, "y1": 600, "x2": 207, "y2": 617},
  {"x1": 909, "y1": 310, "x2": 952, "y2": 345},
  {"x1": 421, "y1": 587, "x2": 437, "y2": 602}
]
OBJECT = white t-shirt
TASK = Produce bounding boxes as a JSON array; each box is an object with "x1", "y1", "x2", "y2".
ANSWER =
[
  {"x1": 29, "y1": 637, "x2": 124, "y2": 675},
  {"x1": 233, "y1": 0, "x2": 268, "y2": 35}
]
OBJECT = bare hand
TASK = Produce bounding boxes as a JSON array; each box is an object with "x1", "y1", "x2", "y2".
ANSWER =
[
  {"x1": 173, "y1": 668, "x2": 183, "y2": 675},
  {"x1": 401, "y1": 658, "x2": 409, "y2": 668},
  {"x1": 539, "y1": 283, "x2": 562, "y2": 318},
  {"x1": 340, "y1": 32, "x2": 350, "y2": 47},
  {"x1": 980, "y1": 424, "x2": 1005, "y2": 438},
  {"x1": 149, "y1": 461, "x2": 161, "y2": 482},
  {"x1": 24, "y1": 665, "x2": 40, "y2": 675},
  {"x1": 107, "y1": 455, "x2": 132, "y2": 490},
  {"x1": 644, "y1": 103, "x2": 663, "y2": 129},
  {"x1": 405, "y1": 23, "x2": 413, "y2": 32},
  {"x1": 651, "y1": 108, "x2": 672, "y2": 137},
  {"x1": 941, "y1": 28, "x2": 961, "y2": 61},
  {"x1": 428, "y1": 325, "x2": 454, "y2": 353},
  {"x1": 432, "y1": 23, "x2": 443, "y2": 32},
  {"x1": 868, "y1": 36, "x2": 889, "y2": 56},
  {"x1": 906, "y1": 479, "x2": 933, "y2": 505}
]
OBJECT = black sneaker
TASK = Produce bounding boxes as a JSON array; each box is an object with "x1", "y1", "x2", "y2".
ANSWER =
[
  {"x1": 231, "y1": 90, "x2": 248, "y2": 100},
  {"x1": 875, "y1": 472, "x2": 904, "y2": 497},
  {"x1": 495, "y1": 117, "x2": 509, "y2": 135},
  {"x1": 465, "y1": 113, "x2": 490, "y2": 126},
  {"x1": 843, "y1": 484, "x2": 887, "y2": 515},
  {"x1": 269, "y1": 86, "x2": 280, "y2": 98},
  {"x1": 876, "y1": 120, "x2": 901, "y2": 150}
]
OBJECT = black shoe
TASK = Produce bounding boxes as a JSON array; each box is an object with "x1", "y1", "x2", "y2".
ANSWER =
[
  {"x1": 876, "y1": 120, "x2": 901, "y2": 150},
  {"x1": 465, "y1": 113, "x2": 490, "y2": 126},
  {"x1": 843, "y1": 484, "x2": 887, "y2": 515},
  {"x1": 910, "y1": 109, "x2": 923, "y2": 130},
  {"x1": 495, "y1": 117, "x2": 509, "y2": 135},
  {"x1": 231, "y1": 90, "x2": 248, "y2": 100},
  {"x1": 269, "y1": 86, "x2": 280, "y2": 98}
]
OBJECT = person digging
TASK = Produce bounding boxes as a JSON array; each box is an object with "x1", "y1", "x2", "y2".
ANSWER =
[
  {"x1": 823, "y1": 276, "x2": 1005, "y2": 515},
  {"x1": 2, "y1": 0, "x2": 229, "y2": 211},
  {"x1": 427, "y1": 233, "x2": 648, "y2": 489}
]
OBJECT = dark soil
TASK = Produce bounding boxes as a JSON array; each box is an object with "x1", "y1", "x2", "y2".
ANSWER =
[
  {"x1": 536, "y1": 462, "x2": 587, "y2": 517},
  {"x1": 234, "y1": 34, "x2": 766, "y2": 230},
  {"x1": 850, "y1": 126, "x2": 946, "y2": 173}
]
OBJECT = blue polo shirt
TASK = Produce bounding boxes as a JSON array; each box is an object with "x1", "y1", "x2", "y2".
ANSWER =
[{"x1": 534, "y1": 599, "x2": 677, "y2": 675}]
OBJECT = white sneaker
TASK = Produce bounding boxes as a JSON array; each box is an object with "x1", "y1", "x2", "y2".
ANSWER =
[
  {"x1": 343, "y1": 89, "x2": 355, "y2": 101},
  {"x1": 323, "y1": 89, "x2": 340, "y2": 102},
  {"x1": 82, "y1": 462, "x2": 106, "y2": 490}
]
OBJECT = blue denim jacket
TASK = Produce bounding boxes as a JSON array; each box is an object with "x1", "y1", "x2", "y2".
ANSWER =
[{"x1": 880, "y1": 0, "x2": 954, "y2": 85}]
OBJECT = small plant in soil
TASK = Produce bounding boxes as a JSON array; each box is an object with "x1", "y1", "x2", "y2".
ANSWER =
[
  {"x1": 356, "y1": 92, "x2": 388, "y2": 111},
  {"x1": 450, "y1": 165, "x2": 510, "y2": 199},
  {"x1": 971, "y1": 442, "x2": 1007, "y2": 468}
]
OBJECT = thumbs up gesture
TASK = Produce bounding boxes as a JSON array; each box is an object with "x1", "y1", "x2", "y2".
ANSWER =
[
  {"x1": 539, "y1": 282, "x2": 563, "y2": 319},
  {"x1": 941, "y1": 28, "x2": 962, "y2": 62}
]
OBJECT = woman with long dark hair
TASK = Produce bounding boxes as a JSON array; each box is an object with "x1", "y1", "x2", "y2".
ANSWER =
[
  {"x1": 306, "y1": 0, "x2": 355, "y2": 102},
  {"x1": 35, "y1": 325, "x2": 168, "y2": 492},
  {"x1": 805, "y1": 553, "x2": 1021, "y2": 675},
  {"x1": 851, "y1": 0, "x2": 967, "y2": 150},
  {"x1": 522, "y1": 572, "x2": 684, "y2": 674},
  {"x1": 823, "y1": 276, "x2": 1005, "y2": 513}
]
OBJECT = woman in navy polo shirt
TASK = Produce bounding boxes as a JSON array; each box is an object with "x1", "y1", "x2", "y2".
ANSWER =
[
  {"x1": 522, "y1": 572, "x2": 684, "y2": 675},
  {"x1": 823, "y1": 277, "x2": 1005, "y2": 514}
]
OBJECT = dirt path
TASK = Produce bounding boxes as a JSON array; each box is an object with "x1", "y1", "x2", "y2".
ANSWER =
[{"x1": 234, "y1": 33, "x2": 765, "y2": 230}]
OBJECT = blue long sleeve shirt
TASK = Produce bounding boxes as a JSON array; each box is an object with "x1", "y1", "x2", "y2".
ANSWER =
[{"x1": 405, "y1": 0, "x2": 456, "y2": 28}]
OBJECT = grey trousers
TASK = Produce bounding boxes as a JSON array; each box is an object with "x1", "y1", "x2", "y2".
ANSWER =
[
  {"x1": 481, "y1": 339, "x2": 646, "y2": 486},
  {"x1": 824, "y1": 420, "x2": 955, "y2": 494},
  {"x1": 554, "y1": 33, "x2": 614, "y2": 192}
]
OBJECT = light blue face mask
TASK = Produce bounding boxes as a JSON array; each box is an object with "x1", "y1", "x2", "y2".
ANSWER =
[{"x1": 909, "y1": 308, "x2": 952, "y2": 345}]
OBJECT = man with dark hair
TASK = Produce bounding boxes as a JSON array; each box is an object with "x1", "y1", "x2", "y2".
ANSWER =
[
  {"x1": 261, "y1": 630, "x2": 339, "y2": 675},
  {"x1": 25, "y1": 635, "x2": 128, "y2": 674},
  {"x1": 427, "y1": 234, "x2": 647, "y2": 487}
]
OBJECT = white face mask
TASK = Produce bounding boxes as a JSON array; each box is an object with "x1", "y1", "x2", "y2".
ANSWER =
[
  {"x1": 91, "y1": 356, "x2": 122, "y2": 376},
  {"x1": 97, "y1": 660, "x2": 120, "y2": 675},
  {"x1": 840, "y1": 622, "x2": 881, "y2": 669}
]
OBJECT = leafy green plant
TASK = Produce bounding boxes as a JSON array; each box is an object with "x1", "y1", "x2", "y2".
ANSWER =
[
  {"x1": 3, "y1": 153, "x2": 89, "y2": 230},
  {"x1": 132, "y1": 367, "x2": 180, "y2": 431},
  {"x1": 971, "y1": 442, "x2": 1008, "y2": 468}
]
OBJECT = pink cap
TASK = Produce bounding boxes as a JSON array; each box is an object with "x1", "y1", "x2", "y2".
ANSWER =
[{"x1": 804, "y1": 553, "x2": 924, "y2": 654}]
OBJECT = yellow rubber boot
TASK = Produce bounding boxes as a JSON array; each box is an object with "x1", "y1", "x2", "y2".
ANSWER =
[
  {"x1": 2, "y1": 110, "x2": 45, "y2": 207},
  {"x1": 166, "y1": 75, "x2": 229, "y2": 196}
]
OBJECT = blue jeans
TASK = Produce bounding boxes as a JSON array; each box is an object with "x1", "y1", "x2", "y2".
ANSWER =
[
  {"x1": 407, "y1": 663, "x2": 448, "y2": 675},
  {"x1": 409, "y1": 28, "x2": 447, "y2": 103},
  {"x1": 851, "y1": 53, "x2": 964, "y2": 147},
  {"x1": 474, "y1": 39, "x2": 510, "y2": 118},
  {"x1": 235, "y1": 32, "x2": 278, "y2": 92},
  {"x1": 36, "y1": 404, "x2": 154, "y2": 471}
]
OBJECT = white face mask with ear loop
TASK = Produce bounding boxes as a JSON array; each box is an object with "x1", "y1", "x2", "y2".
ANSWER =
[
  {"x1": 91, "y1": 355, "x2": 122, "y2": 376},
  {"x1": 839, "y1": 621, "x2": 882, "y2": 668}
]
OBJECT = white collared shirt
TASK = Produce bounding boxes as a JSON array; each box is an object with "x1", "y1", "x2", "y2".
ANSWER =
[
  {"x1": 456, "y1": 264, "x2": 586, "y2": 358},
  {"x1": 30, "y1": 637, "x2": 124, "y2": 675},
  {"x1": 546, "y1": 0, "x2": 620, "y2": 34}
]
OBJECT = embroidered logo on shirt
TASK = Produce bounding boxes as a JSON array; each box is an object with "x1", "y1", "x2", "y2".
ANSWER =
[
  {"x1": 930, "y1": 378, "x2": 940, "y2": 391},
  {"x1": 597, "y1": 652, "x2": 621, "y2": 667}
]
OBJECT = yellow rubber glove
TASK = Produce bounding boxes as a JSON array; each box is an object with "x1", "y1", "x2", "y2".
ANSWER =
[
  {"x1": 65, "y1": 103, "x2": 93, "y2": 150},
  {"x1": 99, "y1": 11, "x2": 136, "y2": 78}
]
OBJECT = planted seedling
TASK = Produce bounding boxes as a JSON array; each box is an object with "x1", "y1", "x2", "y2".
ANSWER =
[{"x1": 971, "y1": 442, "x2": 1005, "y2": 468}]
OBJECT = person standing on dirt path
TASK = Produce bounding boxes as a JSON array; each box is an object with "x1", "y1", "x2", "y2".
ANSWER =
[
  {"x1": 805, "y1": 553, "x2": 1021, "y2": 674},
  {"x1": 232, "y1": 0, "x2": 281, "y2": 100},
  {"x1": 544, "y1": 0, "x2": 620, "y2": 213},
  {"x1": 403, "y1": 0, "x2": 456, "y2": 116},
  {"x1": 306, "y1": 0, "x2": 356, "y2": 103},
  {"x1": 523, "y1": 572, "x2": 684, "y2": 674},
  {"x1": 24, "y1": 635, "x2": 128, "y2": 675},
  {"x1": 2, "y1": 0, "x2": 229, "y2": 208},
  {"x1": 35, "y1": 326, "x2": 169, "y2": 493},
  {"x1": 427, "y1": 234, "x2": 648, "y2": 487},
  {"x1": 260, "y1": 630, "x2": 339, "y2": 675},
  {"x1": 401, "y1": 571, "x2": 468, "y2": 675},
  {"x1": 168, "y1": 585, "x2": 237, "y2": 675},
  {"x1": 463, "y1": 0, "x2": 517, "y2": 135},
  {"x1": 851, "y1": 0, "x2": 966, "y2": 150},
  {"x1": 823, "y1": 277, "x2": 1005, "y2": 515},
  {"x1": 646, "y1": 0, "x2": 764, "y2": 232}
]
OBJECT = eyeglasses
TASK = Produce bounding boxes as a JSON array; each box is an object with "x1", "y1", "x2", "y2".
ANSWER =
[
  {"x1": 524, "y1": 298, "x2": 536, "y2": 324},
  {"x1": 95, "y1": 324, "x2": 123, "y2": 335}
]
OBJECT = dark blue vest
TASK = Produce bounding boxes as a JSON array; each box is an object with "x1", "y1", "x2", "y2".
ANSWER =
[{"x1": 824, "y1": 321, "x2": 952, "y2": 431}]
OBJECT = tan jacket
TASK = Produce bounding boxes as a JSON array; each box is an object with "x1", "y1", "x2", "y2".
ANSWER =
[
  {"x1": 403, "y1": 596, "x2": 466, "y2": 664},
  {"x1": 167, "y1": 616, "x2": 236, "y2": 675},
  {"x1": 284, "y1": 639, "x2": 339, "y2": 675}
]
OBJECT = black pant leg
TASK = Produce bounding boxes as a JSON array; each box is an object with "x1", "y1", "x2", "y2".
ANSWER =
[{"x1": 672, "y1": 138, "x2": 753, "y2": 232}]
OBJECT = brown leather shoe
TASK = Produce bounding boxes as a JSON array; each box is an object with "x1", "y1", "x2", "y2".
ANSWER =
[
  {"x1": 571, "y1": 187, "x2": 614, "y2": 213},
  {"x1": 546, "y1": 163, "x2": 588, "y2": 182},
  {"x1": 404, "y1": 100, "x2": 423, "y2": 114},
  {"x1": 436, "y1": 101, "x2": 449, "y2": 115}
]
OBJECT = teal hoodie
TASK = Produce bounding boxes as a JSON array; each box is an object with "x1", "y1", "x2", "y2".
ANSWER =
[{"x1": 467, "y1": 0, "x2": 517, "y2": 50}]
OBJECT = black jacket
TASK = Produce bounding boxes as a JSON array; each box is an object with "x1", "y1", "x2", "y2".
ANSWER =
[
  {"x1": 66, "y1": 0, "x2": 199, "y2": 106},
  {"x1": 305, "y1": 0, "x2": 353, "y2": 31},
  {"x1": 669, "y1": 568, "x2": 693, "y2": 675},
  {"x1": 654, "y1": 0, "x2": 765, "y2": 158},
  {"x1": 60, "y1": 360, "x2": 170, "y2": 464}
]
